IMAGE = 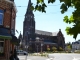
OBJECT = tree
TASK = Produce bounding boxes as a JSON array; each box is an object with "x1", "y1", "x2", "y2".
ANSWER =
[
  {"x1": 52, "y1": 46, "x2": 57, "y2": 52},
  {"x1": 59, "y1": 47, "x2": 63, "y2": 51},
  {"x1": 47, "y1": 47, "x2": 50, "y2": 52},
  {"x1": 65, "y1": 42, "x2": 72, "y2": 51},
  {"x1": 31, "y1": 0, "x2": 80, "y2": 39}
]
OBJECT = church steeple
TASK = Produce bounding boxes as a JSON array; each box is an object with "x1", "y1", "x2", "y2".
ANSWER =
[
  {"x1": 26, "y1": 0, "x2": 33, "y2": 14},
  {"x1": 23, "y1": 0, "x2": 35, "y2": 44}
]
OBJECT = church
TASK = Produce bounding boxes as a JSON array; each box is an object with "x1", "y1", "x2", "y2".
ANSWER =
[{"x1": 22, "y1": 0, "x2": 65, "y2": 52}]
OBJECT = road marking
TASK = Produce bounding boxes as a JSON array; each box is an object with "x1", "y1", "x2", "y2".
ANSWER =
[
  {"x1": 73, "y1": 57, "x2": 80, "y2": 60},
  {"x1": 20, "y1": 58, "x2": 31, "y2": 60},
  {"x1": 27, "y1": 59, "x2": 31, "y2": 60},
  {"x1": 46, "y1": 58, "x2": 54, "y2": 60}
]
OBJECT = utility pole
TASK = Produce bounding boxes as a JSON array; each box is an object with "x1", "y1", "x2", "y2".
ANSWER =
[{"x1": 25, "y1": 31, "x2": 29, "y2": 60}]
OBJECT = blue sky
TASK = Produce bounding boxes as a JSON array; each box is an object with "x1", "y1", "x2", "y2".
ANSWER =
[{"x1": 14, "y1": 0, "x2": 80, "y2": 43}]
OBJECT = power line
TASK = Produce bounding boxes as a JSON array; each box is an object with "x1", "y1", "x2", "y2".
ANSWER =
[
  {"x1": 15, "y1": 4, "x2": 61, "y2": 7},
  {"x1": 16, "y1": 10, "x2": 74, "y2": 17},
  {"x1": 16, "y1": 11, "x2": 59, "y2": 17}
]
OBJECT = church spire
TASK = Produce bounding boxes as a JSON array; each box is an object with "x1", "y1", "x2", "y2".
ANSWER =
[{"x1": 26, "y1": 0, "x2": 33, "y2": 14}]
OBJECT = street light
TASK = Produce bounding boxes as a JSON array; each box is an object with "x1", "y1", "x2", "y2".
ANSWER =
[
  {"x1": 36, "y1": 37, "x2": 40, "y2": 54},
  {"x1": 29, "y1": 38, "x2": 32, "y2": 52},
  {"x1": 41, "y1": 43, "x2": 43, "y2": 53},
  {"x1": 25, "y1": 31, "x2": 30, "y2": 60},
  {"x1": 25, "y1": 45, "x2": 28, "y2": 60},
  {"x1": 41, "y1": 38, "x2": 44, "y2": 53}
]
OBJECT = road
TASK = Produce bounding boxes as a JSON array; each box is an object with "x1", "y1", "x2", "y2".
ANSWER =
[
  {"x1": 48, "y1": 53, "x2": 80, "y2": 60},
  {"x1": 18, "y1": 53, "x2": 80, "y2": 60},
  {"x1": 18, "y1": 55, "x2": 48, "y2": 60}
]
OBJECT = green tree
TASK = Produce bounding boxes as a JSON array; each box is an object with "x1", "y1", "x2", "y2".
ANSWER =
[
  {"x1": 59, "y1": 47, "x2": 63, "y2": 51},
  {"x1": 31, "y1": 0, "x2": 80, "y2": 39},
  {"x1": 52, "y1": 46, "x2": 57, "y2": 52},
  {"x1": 67, "y1": 45, "x2": 71, "y2": 51},
  {"x1": 65, "y1": 42, "x2": 72, "y2": 51},
  {"x1": 47, "y1": 47, "x2": 50, "y2": 52}
]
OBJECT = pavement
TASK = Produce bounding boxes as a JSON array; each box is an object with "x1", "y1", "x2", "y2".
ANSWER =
[{"x1": 18, "y1": 53, "x2": 80, "y2": 60}]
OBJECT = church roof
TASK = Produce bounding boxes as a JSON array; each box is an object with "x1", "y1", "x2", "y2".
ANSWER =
[
  {"x1": 26, "y1": 0, "x2": 33, "y2": 14},
  {"x1": 52, "y1": 32, "x2": 58, "y2": 36},
  {"x1": 35, "y1": 30, "x2": 59, "y2": 36}
]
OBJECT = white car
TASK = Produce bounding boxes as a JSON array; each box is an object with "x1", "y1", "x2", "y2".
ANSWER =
[{"x1": 17, "y1": 50, "x2": 28, "y2": 55}]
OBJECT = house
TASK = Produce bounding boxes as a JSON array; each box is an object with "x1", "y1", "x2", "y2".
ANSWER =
[
  {"x1": 0, "y1": 0, "x2": 18, "y2": 60},
  {"x1": 72, "y1": 40, "x2": 80, "y2": 51}
]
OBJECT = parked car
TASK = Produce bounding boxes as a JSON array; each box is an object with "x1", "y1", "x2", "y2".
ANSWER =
[{"x1": 17, "y1": 50, "x2": 28, "y2": 55}]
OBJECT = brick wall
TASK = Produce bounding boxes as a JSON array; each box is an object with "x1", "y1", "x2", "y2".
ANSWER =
[
  {"x1": 0, "y1": 0, "x2": 16, "y2": 60},
  {"x1": 0, "y1": 0, "x2": 16, "y2": 30}
]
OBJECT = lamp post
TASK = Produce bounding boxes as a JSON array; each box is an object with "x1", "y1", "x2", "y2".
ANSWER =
[
  {"x1": 41, "y1": 43, "x2": 43, "y2": 53},
  {"x1": 41, "y1": 38, "x2": 44, "y2": 53},
  {"x1": 25, "y1": 45, "x2": 28, "y2": 60},
  {"x1": 25, "y1": 31, "x2": 30, "y2": 60},
  {"x1": 36, "y1": 37, "x2": 40, "y2": 54},
  {"x1": 29, "y1": 38, "x2": 32, "y2": 52}
]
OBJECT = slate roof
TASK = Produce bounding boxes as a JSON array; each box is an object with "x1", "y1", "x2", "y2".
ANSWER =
[
  {"x1": 72, "y1": 40, "x2": 80, "y2": 44},
  {"x1": 35, "y1": 30, "x2": 59, "y2": 36},
  {"x1": 52, "y1": 32, "x2": 58, "y2": 36}
]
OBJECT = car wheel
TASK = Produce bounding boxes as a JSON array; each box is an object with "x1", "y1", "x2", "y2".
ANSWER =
[{"x1": 24, "y1": 53, "x2": 26, "y2": 55}]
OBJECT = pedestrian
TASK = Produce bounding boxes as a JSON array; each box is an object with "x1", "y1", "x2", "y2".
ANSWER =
[
  {"x1": 9, "y1": 51, "x2": 14, "y2": 60},
  {"x1": 13, "y1": 49, "x2": 19, "y2": 60}
]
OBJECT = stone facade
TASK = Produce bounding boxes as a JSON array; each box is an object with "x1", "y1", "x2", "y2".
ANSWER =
[{"x1": 23, "y1": 0, "x2": 65, "y2": 52}]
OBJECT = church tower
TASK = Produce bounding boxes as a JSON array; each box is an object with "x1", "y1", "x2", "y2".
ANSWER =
[{"x1": 23, "y1": 0, "x2": 35, "y2": 46}]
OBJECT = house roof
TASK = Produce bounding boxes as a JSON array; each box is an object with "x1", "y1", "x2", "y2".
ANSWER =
[
  {"x1": 5, "y1": 0, "x2": 17, "y2": 12},
  {"x1": 35, "y1": 30, "x2": 59, "y2": 36}
]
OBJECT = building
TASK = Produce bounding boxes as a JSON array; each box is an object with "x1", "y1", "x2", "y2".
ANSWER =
[
  {"x1": 0, "y1": 0, "x2": 18, "y2": 60},
  {"x1": 72, "y1": 40, "x2": 80, "y2": 51},
  {"x1": 23, "y1": 0, "x2": 65, "y2": 52}
]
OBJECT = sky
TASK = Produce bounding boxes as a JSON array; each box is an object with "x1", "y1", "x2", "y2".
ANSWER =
[{"x1": 14, "y1": 0, "x2": 80, "y2": 43}]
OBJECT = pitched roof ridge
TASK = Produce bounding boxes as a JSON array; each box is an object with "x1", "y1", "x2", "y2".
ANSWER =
[{"x1": 35, "y1": 29, "x2": 52, "y2": 33}]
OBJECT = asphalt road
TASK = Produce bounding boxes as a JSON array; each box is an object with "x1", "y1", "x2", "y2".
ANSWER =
[
  {"x1": 48, "y1": 53, "x2": 80, "y2": 60},
  {"x1": 18, "y1": 55, "x2": 48, "y2": 60},
  {"x1": 18, "y1": 53, "x2": 80, "y2": 60}
]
